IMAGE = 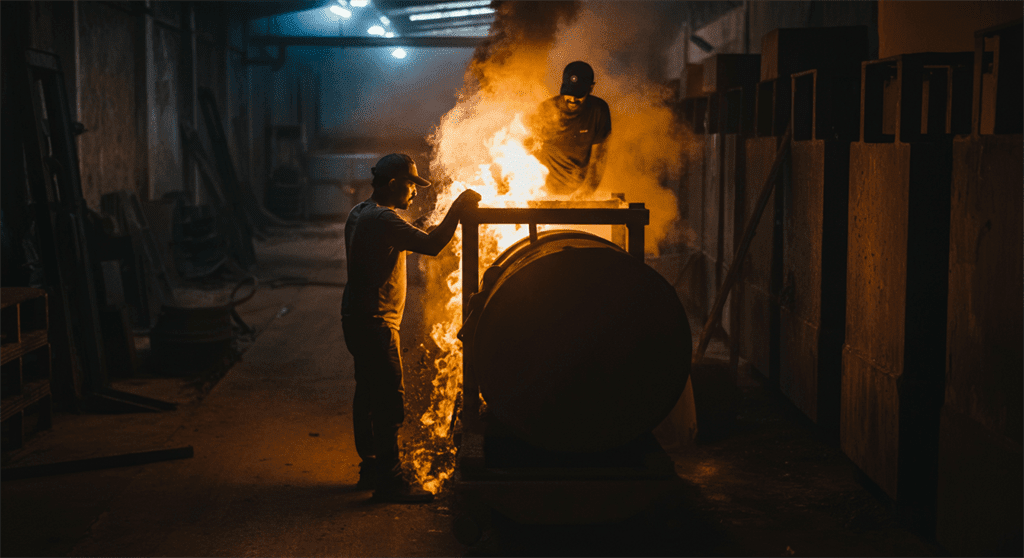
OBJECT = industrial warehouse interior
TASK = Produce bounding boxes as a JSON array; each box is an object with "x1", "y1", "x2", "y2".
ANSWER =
[{"x1": 1, "y1": 1, "x2": 1021, "y2": 556}]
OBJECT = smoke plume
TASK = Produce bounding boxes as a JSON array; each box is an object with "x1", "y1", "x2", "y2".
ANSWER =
[{"x1": 430, "y1": 0, "x2": 698, "y2": 252}]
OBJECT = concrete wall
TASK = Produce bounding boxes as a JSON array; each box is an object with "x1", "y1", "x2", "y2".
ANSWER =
[
  {"x1": 76, "y1": 2, "x2": 143, "y2": 209},
  {"x1": 878, "y1": 0, "x2": 1021, "y2": 58},
  {"x1": 12, "y1": 2, "x2": 248, "y2": 209}
]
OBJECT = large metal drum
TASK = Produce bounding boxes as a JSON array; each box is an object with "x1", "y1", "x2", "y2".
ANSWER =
[{"x1": 467, "y1": 230, "x2": 691, "y2": 453}]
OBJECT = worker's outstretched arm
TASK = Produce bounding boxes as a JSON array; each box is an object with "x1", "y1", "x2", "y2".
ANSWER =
[{"x1": 406, "y1": 189, "x2": 481, "y2": 256}]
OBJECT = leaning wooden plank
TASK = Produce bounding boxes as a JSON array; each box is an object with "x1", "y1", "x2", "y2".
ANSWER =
[
  {"x1": 120, "y1": 191, "x2": 178, "y2": 307},
  {"x1": 197, "y1": 87, "x2": 297, "y2": 233},
  {"x1": 1, "y1": 446, "x2": 194, "y2": 480},
  {"x1": 692, "y1": 125, "x2": 792, "y2": 366},
  {"x1": 180, "y1": 123, "x2": 257, "y2": 267}
]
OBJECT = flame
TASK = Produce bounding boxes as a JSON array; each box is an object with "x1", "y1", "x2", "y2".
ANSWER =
[{"x1": 407, "y1": 109, "x2": 596, "y2": 494}]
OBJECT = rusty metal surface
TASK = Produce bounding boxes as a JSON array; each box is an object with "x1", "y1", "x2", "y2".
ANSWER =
[
  {"x1": 779, "y1": 140, "x2": 849, "y2": 432},
  {"x1": 737, "y1": 136, "x2": 780, "y2": 377},
  {"x1": 844, "y1": 140, "x2": 954, "y2": 509},
  {"x1": 702, "y1": 133, "x2": 723, "y2": 322},
  {"x1": 701, "y1": 134, "x2": 722, "y2": 259},
  {"x1": 779, "y1": 140, "x2": 822, "y2": 422},
  {"x1": 719, "y1": 134, "x2": 745, "y2": 335},
  {"x1": 944, "y1": 135, "x2": 1023, "y2": 444},
  {"x1": 779, "y1": 307, "x2": 819, "y2": 420},
  {"x1": 843, "y1": 143, "x2": 907, "y2": 500},
  {"x1": 845, "y1": 143, "x2": 909, "y2": 379},
  {"x1": 935, "y1": 28, "x2": 1023, "y2": 551},
  {"x1": 840, "y1": 344, "x2": 901, "y2": 498},
  {"x1": 721, "y1": 135, "x2": 744, "y2": 271}
]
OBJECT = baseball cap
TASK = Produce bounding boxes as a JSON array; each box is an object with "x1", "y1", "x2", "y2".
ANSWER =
[
  {"x1": 371, "y1": 153, "x2": 431, "y2": 187},
  {"x1": 560, "y1": 61, "x2": 595, "y2": 97}
]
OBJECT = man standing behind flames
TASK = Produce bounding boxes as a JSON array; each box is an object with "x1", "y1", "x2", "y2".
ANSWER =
[
  {"x1": 342, "y1": 153, "x2": 480, "y2": 503},
  {"x1": 532, "y1": 61, "x2": 612, "y2": 197}
]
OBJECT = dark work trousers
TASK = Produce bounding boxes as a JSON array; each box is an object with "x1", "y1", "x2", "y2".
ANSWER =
[{"x1": 342, "y1": 319, "x2": 405, "y2": 482}]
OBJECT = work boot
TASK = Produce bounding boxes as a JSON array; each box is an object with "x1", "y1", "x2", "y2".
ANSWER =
[
  {"x1": 356, "y1": 458, "x2": 377, "y2": 490},
  {"x1": 373, "y1": 477, "x2": 435, "y2": 504}
]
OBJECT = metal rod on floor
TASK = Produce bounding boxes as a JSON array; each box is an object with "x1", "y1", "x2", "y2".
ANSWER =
[{"x1": 692, "y1": 125, "x2": 792, "y2": 365}]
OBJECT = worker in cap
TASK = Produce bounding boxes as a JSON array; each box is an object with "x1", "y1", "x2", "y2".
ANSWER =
[
  {"x1": 341, "y1": 153, "x2": 480, "y2": 503},
  {"x1": 530, "y1": 61, "x2": 612, "y2": 197}
]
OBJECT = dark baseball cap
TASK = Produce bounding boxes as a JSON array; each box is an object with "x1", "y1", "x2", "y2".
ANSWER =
[
  {"x1": 560, "y1": 61, "x2": 595, "y2": 97},
  {"x1": 372, "y1": 153, "x2": 431, "y2": 187}
]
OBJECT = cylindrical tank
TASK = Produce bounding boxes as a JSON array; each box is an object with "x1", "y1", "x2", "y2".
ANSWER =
[{"x1": 466, "y1": 230, "x2": 691, "y2": 453}]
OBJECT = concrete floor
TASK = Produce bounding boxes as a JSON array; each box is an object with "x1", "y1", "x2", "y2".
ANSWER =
[{"x1": 2, "y1": 226, "x2": 942, "y2": 557}]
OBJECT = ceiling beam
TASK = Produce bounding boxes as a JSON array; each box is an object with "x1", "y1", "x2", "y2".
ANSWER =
[{"x1": 248, "y1": 35, "x2": 483, "y2": 47}]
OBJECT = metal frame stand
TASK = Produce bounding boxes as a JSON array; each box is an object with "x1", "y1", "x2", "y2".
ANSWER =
[{"x1": 458, "y1": 203, "x2": 648, "y2": 445}]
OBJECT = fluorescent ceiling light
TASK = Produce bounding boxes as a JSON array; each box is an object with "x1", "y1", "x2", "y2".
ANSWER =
[
  {"x1": 412, "y1": 25, "x2": 491, "y2": 37},
  {"x1": 350, "y1": 0, "x2": 368, "y2": 6},
  {"x1": 390, "y1": 1, "x2": 490, "y2": 16},
  {"x1": 380, "y1": 15, "x2": 390, "y2": 25},
  {"x1": 392, "y1": 48, "x2": 407, "y2": 59},
  {"x1": 329, "y1": 5, "x2": 351, "y2": 17},
  {"x1": 409, "y1": 7, "x2": 494, "y2": 21},
  {"x1": 367, "y1": 25, "x2": 386, "y2": 36},
  {"x1": 385, "y1": 32, "x2": 395, "y2": 38}
]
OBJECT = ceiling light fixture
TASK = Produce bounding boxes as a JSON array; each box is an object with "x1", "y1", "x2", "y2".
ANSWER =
[
  {"x1": 384, "y1": 32, "x2": 395, "y2": 38},
  {"x1": 392, "y1": 48, "x2": 407, "y2": 59},
  {"x1": 350, "y1": 0, "x2": 368, "y2": 7},
  {"x1": 389, "y1": 0, "x2": 490, "y2": 16},
  {"x1": 329, "y1": 5, "x2": 352, "y2": 18},
  {"x1": 380, "y1": 15, "x2": 390, "y2": 25},
  {"x1": 367, "y1": 25, "x2": 386, "y2": 36},
  {"x1": 409, "y1": 7, "x2": 495, "y2": 21}
]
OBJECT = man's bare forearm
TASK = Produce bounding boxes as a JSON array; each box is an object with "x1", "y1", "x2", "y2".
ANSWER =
[
  {"x1": 582, "y1": 143, "x2": 608, "y2": 192},
  {"x1": 413, "y1": 190, "x2": 481, "y2": 256},
  {"x1": 421, "y1": 211, "x2": 460, "y2": 256}
]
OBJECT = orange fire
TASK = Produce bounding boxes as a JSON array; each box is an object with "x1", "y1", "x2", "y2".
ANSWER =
[{"x1": 408, "y1": 107, "x2": 599, "y2": 493}]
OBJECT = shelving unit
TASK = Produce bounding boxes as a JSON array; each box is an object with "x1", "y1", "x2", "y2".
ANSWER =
[{"x1": 1, "y1": 287, "x2": 53, "y2": 450}]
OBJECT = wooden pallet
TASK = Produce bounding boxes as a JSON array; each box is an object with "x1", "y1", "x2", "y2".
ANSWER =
[{"x1": 1, "y1": 288, "x2": 53, "y2": 450}]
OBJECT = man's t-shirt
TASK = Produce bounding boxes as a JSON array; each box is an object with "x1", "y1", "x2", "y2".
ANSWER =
[
  {"x1": 533, "y1": 95, "x2": 612, "y2": 194},
  {"x1": 341, "y1": 200, "x2": 429, "y2": 329}
]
